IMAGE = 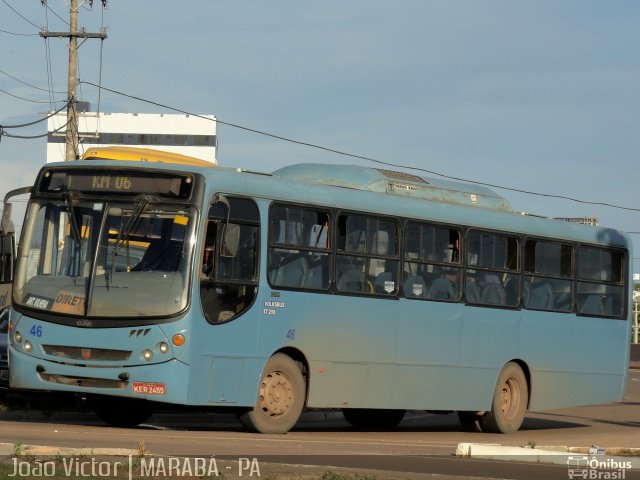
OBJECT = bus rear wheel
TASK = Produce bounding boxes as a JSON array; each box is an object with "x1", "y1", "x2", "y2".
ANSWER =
[
  {"x1": 239, "y1": 353, "x2": 306, "y2": 434},
  {"x1": 342, "y1": 408, "x2": 406, "y2": 429},
  {"x1": 479, "y1": 362, "x2": 528, "y2": 434},
  {"x1": 92, "y1": 396, "x2": 154, "y2": 428}
]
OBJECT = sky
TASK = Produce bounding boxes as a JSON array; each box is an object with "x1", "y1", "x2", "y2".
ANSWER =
[{"x1": 1, "y1": 1, "x2": 639, "y2": 273}]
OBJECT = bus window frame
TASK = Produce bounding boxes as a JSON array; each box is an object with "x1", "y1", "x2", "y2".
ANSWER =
[
  {"x1": 267, "y1": 202, "x2": 332, "y2": 292},
  {"x1": 402, "y1": 219, "x2": 463, "y2": 303},
  {"x1": 464, "y1": 228, "x2": 521, "y2": 308},
  {"x1": 575, "y1": 243, "x2": 628, "y2": 319},
  {"x1": 244, "y1": 200, "x2": 629, "y2": 321},
  {"x1": 334, "y1": 210, "x2": 401, "y2": 297},
  {"x1": 521, "y1": 236, "x2": 575, "y2": 314},
  {"x1": 200, "y1": 194, "x2": 260, "y2": 325}
]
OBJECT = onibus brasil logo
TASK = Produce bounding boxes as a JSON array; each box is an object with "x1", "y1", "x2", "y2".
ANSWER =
[{"x1": 567, "y1": 455, "x2": 632, "y2": 480}]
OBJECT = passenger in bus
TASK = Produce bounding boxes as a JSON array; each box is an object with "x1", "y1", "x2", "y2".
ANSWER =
[{"x1": 201, "y1": 244, "x2": 214, "y2": 279}]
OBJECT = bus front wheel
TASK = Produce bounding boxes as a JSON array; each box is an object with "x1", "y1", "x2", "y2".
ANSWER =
[
  {"x1": 479, "y1": 362, "x2": 528, "y2": 434},
  {"x1": 239, "y1": 353, "x2": 306, "y2": 434}
]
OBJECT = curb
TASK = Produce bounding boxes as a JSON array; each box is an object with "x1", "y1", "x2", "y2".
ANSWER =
[
  {"x1": 0, "y1": 443, "x2": 139, "y2": 457},
  {"x1": 456, "y1": 443, "x2": 640, "y2": 469}
]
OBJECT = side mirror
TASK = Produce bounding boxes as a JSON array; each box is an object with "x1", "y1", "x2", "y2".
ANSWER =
[{"x1": 2, "y1": 186, "x2": 32, "y2": 235}]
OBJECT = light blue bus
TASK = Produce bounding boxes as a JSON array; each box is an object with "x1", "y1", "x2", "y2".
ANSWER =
[{"x1": 6, "y1": 147, "x2": 632, "y2": 434}]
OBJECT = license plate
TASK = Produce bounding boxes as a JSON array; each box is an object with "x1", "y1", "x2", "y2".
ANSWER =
[{"x1": 132, "y1": 382, "x2": 166, "y2": 395}]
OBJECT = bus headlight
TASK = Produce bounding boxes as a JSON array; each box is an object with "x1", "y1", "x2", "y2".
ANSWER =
[
  {"x1": 14, "y1": 331, "x2": 22, "y2": 343},
  {"x1": 157, "y1": 342, "x2": 169, "y2": 354},
  {"x1": 142, "y1": 349, "x2": 153, "y2": 361},
  {"x1": 23, "y1": 340, "x2": 32, "y2": 353}
]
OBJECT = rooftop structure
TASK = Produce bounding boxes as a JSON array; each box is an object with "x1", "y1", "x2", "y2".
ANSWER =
[{"x1": 47, "y1": 112, "x2": 217, "y2": 164}]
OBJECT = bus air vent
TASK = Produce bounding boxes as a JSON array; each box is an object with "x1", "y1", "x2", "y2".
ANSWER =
[
  {"x1": 39, "y1": 373, "x2": 127, "y2": 389},
  {"x1": 375, "y1": 169, "x2": 428, "y2": 184},
  {"x1": 42, "y1": 345, "x2": 132, "y2": 362}
]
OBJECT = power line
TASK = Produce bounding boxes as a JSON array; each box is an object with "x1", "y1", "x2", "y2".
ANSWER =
[
  {"x1": 0, "y1": 28, "x2": 38, "y2": 36},
  {"x1": 2, "y1": 114, "x2": 70, "y2": 140},
  {"x1": 0, "y1": 86, "x2": 52, "y2": 104},
  {"x1": 41, "y1": 1, "x2": 107, "y2": 161},
  {"x1": 1, "y1": 0, "x2": 40, "y2": 29},
  {"x1": 43, "y1": 7, "x2": 60, "y2": 113},
  {"x1": 43, "y1": 3, "x2": 69, "y2": 27},
  {"x1": 1, "y1": 101, "x2": 70, "y2": 129},
  {"x1": 0, "y1": 100, "x2": 69, "y2": 140},
  {"x1": 79, "y1": 80, "x2": 640, "y2": 214},
  {"x1": 0, "y1": 67, "x2": 65, "y2": 93}
]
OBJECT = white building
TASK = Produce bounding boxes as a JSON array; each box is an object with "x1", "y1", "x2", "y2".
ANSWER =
[{"x1": 47, "y1": 112, "x2": 217, "y2": 164}]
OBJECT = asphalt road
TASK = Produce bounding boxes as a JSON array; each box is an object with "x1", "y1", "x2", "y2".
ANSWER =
[{"x1": 0, "y1": 369, "x2": 637, "y2": 479}]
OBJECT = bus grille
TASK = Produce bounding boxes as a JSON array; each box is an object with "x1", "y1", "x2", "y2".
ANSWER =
[
  {"x1": 40, "y1": 373, "x2": 127, "y2": 389},
  {"x1": 42, "y1": 345, "x2": 132, "y2": 362}
]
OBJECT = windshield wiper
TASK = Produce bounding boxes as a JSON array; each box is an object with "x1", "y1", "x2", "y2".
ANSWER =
[
  {"x1": 63, "y1": 191, "x2": 83, "y2": 257},
  {"x1": 110, "y1": 194, "x2": 152, "y2": 276}
]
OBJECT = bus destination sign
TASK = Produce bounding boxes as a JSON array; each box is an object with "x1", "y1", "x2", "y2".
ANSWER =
[{"x1": 40, "y1": 170, "x2": 193, "y2": 199}]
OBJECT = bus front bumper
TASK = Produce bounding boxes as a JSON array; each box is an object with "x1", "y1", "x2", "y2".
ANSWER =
[{"x1": 9, "y1": 345, "x2": 192, "y2": 405}]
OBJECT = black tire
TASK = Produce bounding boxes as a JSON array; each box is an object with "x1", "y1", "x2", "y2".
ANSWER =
[
  {"x1": 92, "y1": 396, "x2": 154, "y2": 428},
  {"x1": 479, "y1": 362, "x2": 528, "y2": 434},
  {"x1": 238, "y1": 353, "x2": 306, "y2": 434},
  {"x1": 457, "y1": 411, "x2": 482, "y2": 432},
  {"x1": 342, "y1": 408, "x2": 406, "y2": 429}
]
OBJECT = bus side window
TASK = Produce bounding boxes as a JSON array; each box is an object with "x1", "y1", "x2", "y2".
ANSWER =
[
  {"x1": 576, "y1": 246, "x2": 624, "y2": 317},
  {"x1": 523, "y1": 239, "x2": 573, "y2": 312},
  {"x1": 268, "y1": 205, "x2": 331, "y2": 290},
  {"x1": 201, "y1": 196, "x2": 260, "y2": 324},
  {"x1": 336, "y1": 213, "x2": 398, "y2": 295},
  {"x1": 466, "y1": 230, "x2": 519, "y2": 307},
  {"x1": 403, "y1": 222, "x2": 461, "y2": 302}
]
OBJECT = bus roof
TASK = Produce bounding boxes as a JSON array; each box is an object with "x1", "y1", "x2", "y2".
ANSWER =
[
  {"x1": 36, "y1": 157, "x2": 629, "y2": 248},
  {"x1": 274, "y1": 163, "x2": 513, "y2": 212},
  {"x1": 81, "y1": 146, "x2": 217, "y2": 168}
]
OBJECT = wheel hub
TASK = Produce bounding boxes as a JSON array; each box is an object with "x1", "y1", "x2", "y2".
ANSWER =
[
  {"x1": 259, "y1": 371, "x2": 293, "y2": 417},
  {"x1": 500, "y1": 378, "x2": 520, "y2": 418}
]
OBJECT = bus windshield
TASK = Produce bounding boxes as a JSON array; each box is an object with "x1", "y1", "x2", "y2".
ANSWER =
[{"x1": 14, "y1": 197, "x2": 195, "y2": 319}]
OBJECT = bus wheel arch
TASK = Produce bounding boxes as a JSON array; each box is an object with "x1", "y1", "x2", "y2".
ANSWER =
[
  {"x1": 239, "y1": 350, "x2": 308, "y2": 434},
  {"x1": 479, "y1": 360, "x2": 529, "y2": 434}
]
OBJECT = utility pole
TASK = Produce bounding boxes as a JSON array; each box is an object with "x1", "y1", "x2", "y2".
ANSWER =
[{"x1": 40, "y1": 0, "x2": 107, "y2": 161}]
